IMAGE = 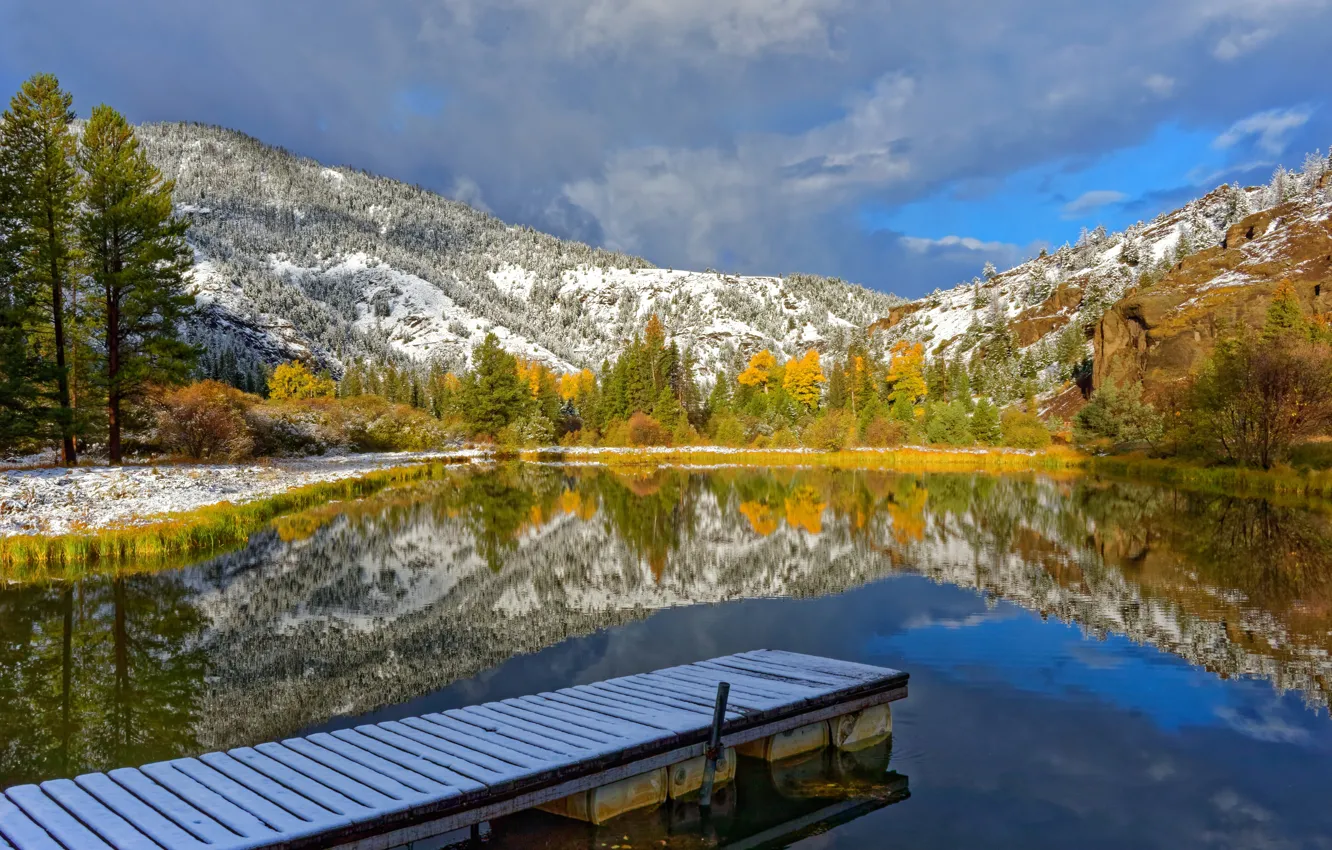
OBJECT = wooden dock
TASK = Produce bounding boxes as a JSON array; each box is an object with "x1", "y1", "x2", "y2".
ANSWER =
[{"x1": 0, "y1": 650, "x2": 907, "y2": 850}]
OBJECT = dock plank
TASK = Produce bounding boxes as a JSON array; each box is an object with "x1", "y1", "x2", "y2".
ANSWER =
[
  {"x1": 401, "y1": 717, "x2": 550, "y2": 770},
  {"x1": 4, "y1": 785, "x2": 115, "y2": 850},
  {"x1": 480, "y1": 702, "x2": 621, "y2": 748},
  {"x1": 226, "y1": 748, "x2": 388, "y2": 817},
  {"x1": 75, "y1": 773, "x2": 215, "y2": 849},
  {"x1": 40, "y1": 778, "x2": 165, "y2": 850},
  {"x1": 325, "y1": 730, "x2": 485, "y2": 793},
  {"x1": 106, "y1": 769, "x2": 248, "y2": 847},
  {"x1": 255, "y1": 742, "x2": 420, "y2": 809},
  {"x1": 139, "y1": 761, "x2": 283, "y2": 842},
  {"x1": 295, "y1": 735, "x2": 450, "y2": 796},
  {"x1": 0, "y1": 796, "x2": 65, "y2": 850},
  {"x1": 163, "y1": 758, "x2": 332, "y2": 837},
  {"x1": 198, "y1": 752, "x2": 354, "y2": 831},
  {"x1": 418, "y1": 714, "x2": 565, "y2": 763},
  {"x1": 3, "y1": 651, "x2": 906, "y2": 850},
  {"x1": 461, "y1": 704, "x2": 618, "y2": 753}
]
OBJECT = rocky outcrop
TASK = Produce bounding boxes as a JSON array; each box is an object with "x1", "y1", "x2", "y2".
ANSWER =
[
  {"x1": 1094, "y1": 195, "x2": 1332, "y2": 398},
  {"x1": 1011, "y1": 282, "x2": 1083, "y2": 346}
]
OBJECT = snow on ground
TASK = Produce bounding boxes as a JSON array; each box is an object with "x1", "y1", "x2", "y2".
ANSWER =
[{"x1": 0, "y1": 450, "x2": 487, "y2": 536}]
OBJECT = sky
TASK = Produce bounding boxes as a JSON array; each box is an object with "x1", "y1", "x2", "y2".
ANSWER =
[{"x1": 2, "y1": 0, "x2": 1330, "y2": 298}]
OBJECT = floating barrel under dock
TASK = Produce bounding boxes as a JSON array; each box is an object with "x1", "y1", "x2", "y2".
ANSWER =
[{"x1": 0, "y1": 650, "x2": 908, "y2": 850}]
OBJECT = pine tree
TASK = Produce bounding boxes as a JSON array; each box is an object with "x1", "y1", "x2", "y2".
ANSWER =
[
  {"x1": 0, "y1": 101, "x2": 53, "y2": 451},
  {"x1": 971, "y1": 398, "x2": 1001, "y2": 445},
  {"x1": 3, "y1": 74, "x2": 81, "y2": 464},
  {"x1": 462, "y1": 333, "x2": 528, "y2": 435},
  {"x1": 77, "y1": 106, "x2": 196, "y2": 463},
  {"x1": 706, "y1": 369, "x2": 730, "y2": 417},
  {"x1": 1262, "y1": 279, "x2": 1307, "y2": 342}
]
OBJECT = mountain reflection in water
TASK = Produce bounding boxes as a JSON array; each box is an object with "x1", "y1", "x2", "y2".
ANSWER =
[{"x1": 2, "y1": 463, "x2": 1332, "y2": 846}]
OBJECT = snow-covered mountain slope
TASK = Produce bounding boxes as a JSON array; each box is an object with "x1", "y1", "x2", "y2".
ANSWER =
[
  {"x1": 874, "y1": 155, "x2": 1332, "y2": 401},
  {"x1": 138, "y1": 123, "x2": 901, "y2": 379}
]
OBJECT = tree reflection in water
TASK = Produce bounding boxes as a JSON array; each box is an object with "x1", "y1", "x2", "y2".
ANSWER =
[{"x1": 2, "y1": 463, "x2": 1331, "y2": 787}]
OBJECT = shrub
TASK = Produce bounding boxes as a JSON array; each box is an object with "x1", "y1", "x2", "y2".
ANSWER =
[
  {"x1": 1000, "y1": 408, "x2": 1052, "y2": 449},
  {"x1": 1073, "y1": 382, "x2": 1163, "y2": 450},
  {"x1": 497, "y1": 414, "x2": 556, "y2": 448},
  {"x1": 1180, "y1": 336, "x2": 1332, "y2": 468},
  {"x1": 925, "y1": 401, "x2": 974, "y2": 446},
  {"x1": 803, "y1": 410, "x2": 857, "y2": 450},
  {"x1": 710, "y1": 414, "x2": 748, "y2": 447},
  {"x1": 156, "y1": 381, "x2": 256, "y2": 460},
  {"x1": 769, "y1": 427, "x2": 801, "y2": 449},
  {"x1": 861, "y1": 415, "x2": 908, "y2": 448},
  {"x1": 627, "y1": 412, "x2": 670, "y2": 446}
]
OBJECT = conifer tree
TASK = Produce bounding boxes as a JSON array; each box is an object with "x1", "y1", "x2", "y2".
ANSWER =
[
  {"x1": 3, "y1": 74, "x2": 81, "y2": 464},
  {"x1": 462, "y1": 333, "x2": 528, "y2": 435},
  {"x1": 0, "y1": 102, "x2": 52, "y2": 450},
  {"x1": 77, "y1": 105, "x2": 195, "y2": 463},
  {"x1": 1262, "y1": 279, "x2": 1307, "y2": 342},
  {"x1": 971, "y1": 398, "x2": 1001, "y2": 445},
  {"x1": 706, "y1": 369, "x2": 730, "y2": 418}
]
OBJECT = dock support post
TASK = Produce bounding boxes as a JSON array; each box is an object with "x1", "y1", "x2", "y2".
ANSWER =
[{"x1": 699, "y1": 681, "x2": 730, "y2": 809}]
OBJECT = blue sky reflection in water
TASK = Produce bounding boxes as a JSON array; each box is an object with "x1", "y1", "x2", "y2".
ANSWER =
[{"x1": 2, "y1": 465, "x2": 1331, "y2": 847}]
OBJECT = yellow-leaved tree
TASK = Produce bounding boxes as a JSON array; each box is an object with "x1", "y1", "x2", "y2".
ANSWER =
[
  {"x1": 737, "y1": 349, "x2": 777, "y2": 392},
  {"x1": 268, "y1": 361, "x2": 336, "y2": 401},
  {"x1": 783, "y1": 349, "x2": 827, "y2": 410},
  {"x1": 885, "y1": 341, "x2": 927, "y2": 414}
]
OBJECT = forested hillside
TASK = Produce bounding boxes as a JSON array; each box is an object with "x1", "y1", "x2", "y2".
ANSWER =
[
  {"x1": 136, "y1": 123, "x2": 901, "y2": 388},
  {"x1": 873, "y1": 153, "x2": 1332, "y2": 410}
]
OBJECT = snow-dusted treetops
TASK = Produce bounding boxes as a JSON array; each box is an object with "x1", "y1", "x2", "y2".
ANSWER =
[
  {"x1": 141, "y1": 121, "x2": 1329, "y2": 394},
  {"x1": 876, "y1": 148, "x2": 1332, "y2": 398},
  {"x1": 138, "y1": 123, "x2": 902, "y2": 383}
]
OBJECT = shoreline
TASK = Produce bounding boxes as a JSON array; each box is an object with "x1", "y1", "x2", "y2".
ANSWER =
[{"x1": 6, "y1": 445, "x2": 1332, "y2": 578}]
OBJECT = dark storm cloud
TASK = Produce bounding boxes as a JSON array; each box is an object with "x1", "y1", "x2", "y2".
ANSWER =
[{"x1": 3, "y1": 0, "x2": 1330, "y2": 296}]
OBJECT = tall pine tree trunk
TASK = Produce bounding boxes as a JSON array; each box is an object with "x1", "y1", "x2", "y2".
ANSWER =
[
  {"x1": 107, "y1": 282, "x2": 121, "y2": 464},
  {"x1": 47, "y1": 204, "x2": 76, "y2": 465}
]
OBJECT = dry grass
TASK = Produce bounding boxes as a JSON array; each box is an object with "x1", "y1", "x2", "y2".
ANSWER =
[
  {"x1": 0, "y1": 461, "x2": 460, "y2": 580},
  {"x1": 521, "y1": 445, "x2": 1087, "y2": 473}
]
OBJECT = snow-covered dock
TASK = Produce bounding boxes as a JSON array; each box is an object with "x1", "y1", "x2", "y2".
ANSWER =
[{"x1": 0, "y1": 650, "x2": 907, "y2": 850}]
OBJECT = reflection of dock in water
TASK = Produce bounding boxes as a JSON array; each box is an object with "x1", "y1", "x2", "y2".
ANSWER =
[
  {"x1": 0, "y1": 651, "x2": 907, "y2": 850},
  {"x1": 481, "y1": 739, "x2": 910, "y2": 850}
]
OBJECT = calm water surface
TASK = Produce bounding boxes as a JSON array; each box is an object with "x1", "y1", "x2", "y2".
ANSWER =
[{"x1": 3, "y1": 463, "x2": 1332, "y2": 848}]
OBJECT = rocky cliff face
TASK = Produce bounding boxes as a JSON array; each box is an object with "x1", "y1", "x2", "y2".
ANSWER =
[{"x1": 1095, "y1": 188, "x2": 1332, "y2": 398}]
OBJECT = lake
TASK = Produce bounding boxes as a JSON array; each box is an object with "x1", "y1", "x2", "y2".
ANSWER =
[{"x1": 3, "y1": 462, "x2": 1331, "y2": 848}]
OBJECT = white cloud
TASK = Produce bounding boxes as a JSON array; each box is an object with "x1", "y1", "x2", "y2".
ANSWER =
[
  {"x1": 901, "y1": 235, "x2": 1013, "y2": 253},
  {"x1": 1143, "y1": 74, "x2": 1175, "y2": 97},
  {"x1": 1213, "y1": 106, "x2": 1312, "y2": 155},
  {"x1": 449, "y1": 176, "x2": 490, "y2": 213},
  {"x1": 429, "y1": 0, "x2": 844, "y2": 58},
  {"x1": 1062, "y1": 189, "x2": 1127, "y2": 217},
  {"x1": 1213, "y1": 27, "x2": 1274, "y2": 60}
]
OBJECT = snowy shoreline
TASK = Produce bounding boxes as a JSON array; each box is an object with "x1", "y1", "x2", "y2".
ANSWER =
[
  {"x1": 0, "y1": 450, "x2": 488, "y2": 536},
  {"x1": 0, "y1": 444, "x2": 1055, "y2": 537}
]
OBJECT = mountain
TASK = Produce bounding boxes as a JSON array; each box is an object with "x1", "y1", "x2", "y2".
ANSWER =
[
  {"x1": 872, "y1": 153, "x2": 1332, "y2": 410},
  {"x1": 136, "y1": 123, "x2": 902, "y2": 382}
]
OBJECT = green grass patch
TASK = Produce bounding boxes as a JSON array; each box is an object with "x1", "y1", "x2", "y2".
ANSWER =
[{"x1": 1087, "y1": 454, "x2": 1332, "y2": 505}]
